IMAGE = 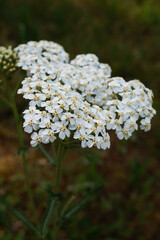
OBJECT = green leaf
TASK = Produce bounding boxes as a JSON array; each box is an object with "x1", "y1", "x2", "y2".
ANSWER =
[
  {"x1": 60, "y1": 184, "x2": 103, "y2": 221},
  {"x1": 0, "y1": 196, "x2": 40, "y2": 237},
  {"x1": 60, "y1": 195, "x2": 76, "y2": 218},
  {"x1": 38, "y1": 144, "x2": 56, "y2": 167},
  {"x1": 41, "y1": 196, "x2": 58, "y2": 237}
]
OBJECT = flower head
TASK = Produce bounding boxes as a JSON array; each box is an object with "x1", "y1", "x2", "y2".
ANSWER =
[
  {"x1": 0, "y1": 46, "x2": 18, "y2": 74},
  {"x1": 17, "y1": 41, "x2": 156, "y2": 149}
]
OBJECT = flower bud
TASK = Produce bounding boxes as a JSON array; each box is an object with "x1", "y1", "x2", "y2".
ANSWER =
[{"x1": 0, "y1": 46, "x2": 18, "y2": 74}]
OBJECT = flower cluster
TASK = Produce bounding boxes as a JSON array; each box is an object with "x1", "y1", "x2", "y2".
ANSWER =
[
  {"x1": 0, "y1": 46, "x2": 18, "y2": 74},
  {"x1": 16, "y1": 40, "x2": 69, "y2": 74},
  {"x1": 17, "y1": 41, "x2": 156, "y2": 149}
]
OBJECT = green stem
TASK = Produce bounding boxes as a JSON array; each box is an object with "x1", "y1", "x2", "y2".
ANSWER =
[
  {"x1": 11, "y1": 98, "x2": 24, "y2": 148},
  {"x1": 54, "y1": 141, "x2": 66, "y2": 240},
  {"x1": 3, "y1": 75, "x2": 39, "y2": 226},
  {"x1": 54, "y1": 144, "x2": 63, "y2": 192},
  {"x1": 11, "y1": 97, "x2": 39, "y2": 225},
  {"x1": 51, "y1": 142, "x2": 57, "y2": 163},
  {"x1": 22, "y1": 152, "x2": 39, "y2": 225}
]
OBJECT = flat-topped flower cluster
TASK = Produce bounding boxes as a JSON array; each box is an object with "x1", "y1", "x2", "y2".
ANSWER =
[
  {"x1": 0, "y1": 46, "x2": 18, "y2": 74},
  {"x1": 16, "y1": 40, "x2": 156, "y2": 149}
]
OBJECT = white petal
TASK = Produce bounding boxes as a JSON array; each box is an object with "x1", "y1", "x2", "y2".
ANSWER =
[
  {"x1": 24, "y1": 125, "x2": 32, "y2": 133},
  {"x1": 65, "y1": 129, "x2": 70, "y2": 137},
  {"x1": 30, "y1": 140, "x2": 37, "y2": 147},
  {"x1": 59, "y1": 131, "x2": 65, "y2": 140}
]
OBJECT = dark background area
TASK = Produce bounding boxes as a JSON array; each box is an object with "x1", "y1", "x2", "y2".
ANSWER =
[{"x1": 0, "y1": 0, "x2": 160, "y2": 239}]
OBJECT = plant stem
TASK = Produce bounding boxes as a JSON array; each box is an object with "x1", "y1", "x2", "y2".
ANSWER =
[
  {"x1": 51, "y1": 142, "x2": 57, "y2": 163},
  {"x1": 12, "y1": 97, "x2": 39, "y2": 224},
  {"x1": 3, "y1": 75, "x2": 39, "y2": 226},
  {"x1": 54, "y1": 141, "x2": 66, "y2": 240},
  {"x1": 11, "y1": 98, "x2": 24, "y2": 148},
  {"x1": 54, "y1": 143, "x2": 64, "y2": 193}
]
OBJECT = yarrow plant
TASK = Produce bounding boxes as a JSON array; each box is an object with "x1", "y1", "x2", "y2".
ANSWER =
[
  {"x1": 0, "y1": 40, "x2": 156, "y2": 239},
  {"x1": 16, "y1": 40, "x2": 156, "y2": 150}
]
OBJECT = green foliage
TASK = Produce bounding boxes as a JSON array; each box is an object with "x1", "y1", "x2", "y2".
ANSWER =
[
  {"x1": 0, "y1": 196, "x2": 40, "y2": 238},
  {"x1": 60, "y1": 184, "x2": 103, "y2": 222},
  {"x1": 0, "y1": 0, "x2": 159, "y2": 239},
  {"x1": 41, "y1": 195, "x2": 58, "y2": 237}
]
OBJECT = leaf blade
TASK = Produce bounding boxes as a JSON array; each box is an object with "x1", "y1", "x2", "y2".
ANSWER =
[
  {"x1": 0, "y1": 196, "x2": 40, "y2": 237},
  {"x1": 41, "y1": 196, "x2": 58, "y2": 237},
  {"x1": 61, "y1": 184, "x2": 103, "y2": 221}
]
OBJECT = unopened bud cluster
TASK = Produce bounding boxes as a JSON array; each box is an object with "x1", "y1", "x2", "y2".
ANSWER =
[
  {"x1": 16, "y1": 41, "x2": 156, "y2": 149},
  {"x1": 0, "y1": 46, "x2": 18, "y2": 74}
]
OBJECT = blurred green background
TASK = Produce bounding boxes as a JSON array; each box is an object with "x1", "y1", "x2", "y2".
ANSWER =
[{"x1": 0, "y1": 0, "x2": 160, "y2": 239}]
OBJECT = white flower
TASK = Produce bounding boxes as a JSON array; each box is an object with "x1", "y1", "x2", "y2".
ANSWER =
[
  {"x1": 61, "y1": 112, "x2": 75, "y2": 125},
  {"x1": 99, "y1": 131, "x2": 111, "y2": 149},
  {"x1": 23, "y1": 106, "x2": 41, "y2": 119},
  {"x1": 23, "y1": 115, "x2": 39, "y2": 133},
  {"x1": 39, "y1": 117, "x2": 52, "y2": 129},
  {"x1": 74, "y1": 129, "x2": 88, "y2": 148},
  {"x1": 124, "y1": 117, "x2": 138, "y2": 132},
  {"x1": 30, "y1": 130, "x2": 43, "y2": 147},
  {"x1": 107, "y1": 119, "x2": 121, "y2": 131},
  {"x1": 52, "y1": 121, "x2": 70, "y2": 140},
  {"x1": 41, "y1": 129, "x2": 56, "y2": 144},
  {"x1": 16, "y1": 40, "x2": 156, "y2": 149},
  {"x1": 140, "y1": 118, "x2": 151, "y2": 132},
  {"x1": 116, "y1": 127, "x2": 132, "y2": 140}
]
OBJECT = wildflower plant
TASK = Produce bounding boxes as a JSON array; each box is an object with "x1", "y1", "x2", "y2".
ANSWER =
[
  {"x1": 0, "y1": 40, "x2": 156, "y2": 239},
  {"x1": 16, "y1": 41, "x2": 156, "y2": 150}
]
